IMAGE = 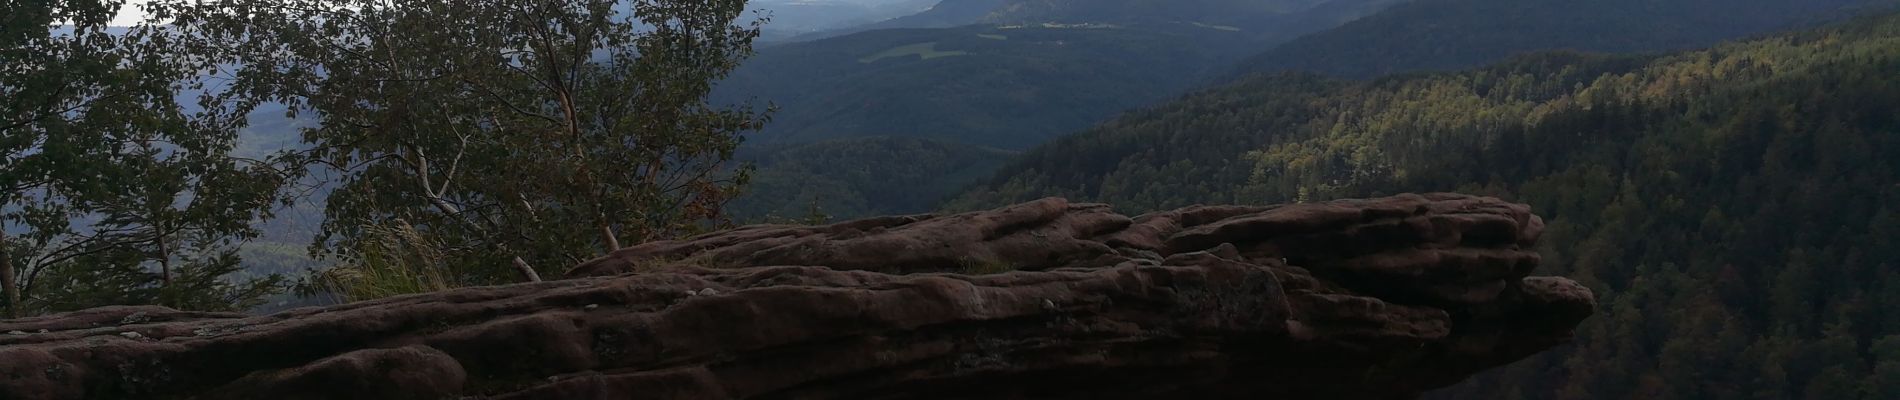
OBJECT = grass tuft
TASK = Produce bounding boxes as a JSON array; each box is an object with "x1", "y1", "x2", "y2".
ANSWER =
[{"x1": 308, "y1": 222, "x2": 455, "y2": 302}]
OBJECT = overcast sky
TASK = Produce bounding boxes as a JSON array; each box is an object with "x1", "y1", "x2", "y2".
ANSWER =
[{"x1": 110, "y1": 1, "x2": 151, "y2": 26}]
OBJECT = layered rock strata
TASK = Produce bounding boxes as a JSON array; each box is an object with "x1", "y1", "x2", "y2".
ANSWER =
[{"x1": 0, "y1": 193, "x2": 1592, "y2": 399}]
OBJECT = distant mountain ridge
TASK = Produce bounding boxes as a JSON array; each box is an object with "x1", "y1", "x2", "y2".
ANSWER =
[
  {"x1": 1237, "y1": 0, "x2": 1897, "y2": 78},
  {"x1": 797, "y1": 0, "x2": 1409, "y2": 41},
  {"x1": 789, "y1": 0, "x2": 1009, "y2": 40},
  {"x1": 724, "y1": 23, "x2": 1258, "y2": 149},
  {"x1": 727, "y1": 0, "x2": 1416, "y2": 150},
  {"x1": 976, "y1": 0, "x2": 1333, "y2": 24},
  {"x1": 752, "y1": 0, "x2": 939, "y2": 42},
  {"x1": 723, "y1": 0, "x2": 1416, "y2": 222}
]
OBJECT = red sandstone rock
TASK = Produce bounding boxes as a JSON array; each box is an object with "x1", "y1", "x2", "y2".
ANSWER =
[{"x1": 0, "y1": 194, "x2": 1593, "y2": 399}]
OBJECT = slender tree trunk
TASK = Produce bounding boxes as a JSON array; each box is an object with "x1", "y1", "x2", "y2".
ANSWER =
[
  {"x1": 512, "y1": 256, "x2": 542, "y2": 282},
  {"x1": 410, "y1": 156, "x2": 540, "y2": 284},
  {"x1": 155, "y1": 230, "x2": 173, "y2": 288},
  {"x1": 600, "y1": 225, "x2": 620, "y2": 252},
  {"x1": 1, "y1": 230, "x2": 20, "y2": 319},
  {"x1": 435, "y1": 196, "x2": 541, "y2": 284},
  {"x1": 424, "y1": 195, "x2": 540, "y2": 283}
]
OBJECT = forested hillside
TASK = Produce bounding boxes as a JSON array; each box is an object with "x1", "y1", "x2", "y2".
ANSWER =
[
  {"x1": 716, "y1": 0, "x2": 1419, "y2": 227},
  {"x1": 981, "y1": 0, "x2": 1334, "y2": 22},
  {"x1": 799, "y1": 0, "x2": 1403, "y2": 41},
  {"x1": 796, "y1": 0, "x2": 1007, "y2": 39},
  {"x1": 953, "y1": 13, "x2": 1900, "y2": 399},
  {"x1": 1239, "y1": 0, "x2": 1890, "y2": 78},
  {"x1": 721, "y1": 0, "x2": 1415, "y2": 150},
  {"x1": 751, "y1": 0, "x2": 936, "y2": 42},
  {"x1": 727, "y1": 137, "x2": 1014, "y2": 221},
  {"x1": 951, "y1": 0, "x2": 1405, "y2": 36},
  {"x1": 724, "y1": 24, "x2": 1253, "y2": 149}
]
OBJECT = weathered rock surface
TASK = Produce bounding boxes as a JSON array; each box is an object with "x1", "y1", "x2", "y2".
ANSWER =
[{"x1": 0, "y1": 193, "x2": 1593, "y2": 399}]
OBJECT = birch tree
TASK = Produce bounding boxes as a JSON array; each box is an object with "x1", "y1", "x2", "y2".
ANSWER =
[{"x1": 153, "y1": 0, "x2": 768, "y2": 287}]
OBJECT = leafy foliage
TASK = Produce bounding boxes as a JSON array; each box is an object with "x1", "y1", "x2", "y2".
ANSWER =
[
  {"x1": 955, "y1": 13, "x2": 1900, "y2": 399},
  {"x1": 154, "y1": 0, "x2": 769, "y2": 287},
  {"x1": 28, "y1": 248, "x2": 283, "y2": 313},
  {"x1": 1, "y1": 1, "x2": 293, "y2": 317}
]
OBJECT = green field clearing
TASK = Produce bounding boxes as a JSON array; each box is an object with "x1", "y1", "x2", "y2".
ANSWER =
[
  {"x1": 1192, "y1": 21, "x2": 1242, "y2": 32},
  {"x1": 859, "y1": 42, "x2": 970, "y2": 63}
]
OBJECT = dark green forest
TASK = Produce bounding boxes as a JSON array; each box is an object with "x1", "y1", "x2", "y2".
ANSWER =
[
  {"x1": 719, "y1": 0, "x2": 1414, "y2": 150},
  {"x1": 795, "y1": 0, "x2": 1007, "y2": 39},
  {"x1": 953, "y1": 13, "x2": 1900, "y2": 399},
  {"x1": 720, "y1": 0, "x2": 1423, "y2": 221},
  {"x1": 811, "y1": 0, "x2": 1402, "y2": 41},
  {"x1": 935, "y1": 0, "x2": 1407, "y2": 36},
  {"x1": 734, "y1": 0, "x2": 1899, "y2": 223},
  {"x1": 1239, "y1": 0, "x2": 1892, "y2": 78},
  {"x1": 728, "y1": 136, "x2": 1014, "y2": 221},
  {"x1": 722, "y1": 23, "x2": 1254, "y2": 149}
]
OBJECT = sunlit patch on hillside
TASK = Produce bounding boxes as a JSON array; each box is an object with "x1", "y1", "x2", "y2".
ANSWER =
[
  {"x1": 858, "y1": 42, "x2": 970, "y2": 63},
  {"x1": 1191, "y1": 21, "x2": 1243, "y2": 31},
  {"x1": 998, "y1": 22, "x2": 1122, "y2": 30}
]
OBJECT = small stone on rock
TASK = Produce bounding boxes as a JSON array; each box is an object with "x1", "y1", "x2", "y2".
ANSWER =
[
  {"x1": 120, "y1": 311, "x2": 151, "y2": 325},
  {"x1": 698, "y1": 288, "x2": 719, "y2": 296},
  {"x1": 6, "y1": 330, "x2": 26, "y2": 335},
  {"x1": 584, "y1": 304, "x2": 600, "y2": 310},
  {"x1": 119, "y1": 331, "x2": 145, "y2": 340}
]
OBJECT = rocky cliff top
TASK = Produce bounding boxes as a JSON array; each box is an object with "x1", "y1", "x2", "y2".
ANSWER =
[{"x1": 0, "y1": 193, "x2": 1593, "y2": 399}]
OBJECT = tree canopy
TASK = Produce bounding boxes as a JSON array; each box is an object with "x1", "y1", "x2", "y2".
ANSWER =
[
  {"x1": 2, "y1": 0, "x2": 293, "y2": 317},
  {"x1": 149, "y1": 0, "x2": 769, "y2": 291},
  {"x1": 953, "y1": 12, "x2": 1900, "y2": 399}
]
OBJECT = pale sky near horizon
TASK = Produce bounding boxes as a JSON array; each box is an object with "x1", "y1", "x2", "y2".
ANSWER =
[{"x1": 110, "y1": 1, "x2": 153, "y2": 26}]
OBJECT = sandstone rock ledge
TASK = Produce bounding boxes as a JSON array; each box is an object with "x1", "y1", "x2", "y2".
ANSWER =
[{"x1": 0, "y1": 194, "x2": 1593, "y2": 400}]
